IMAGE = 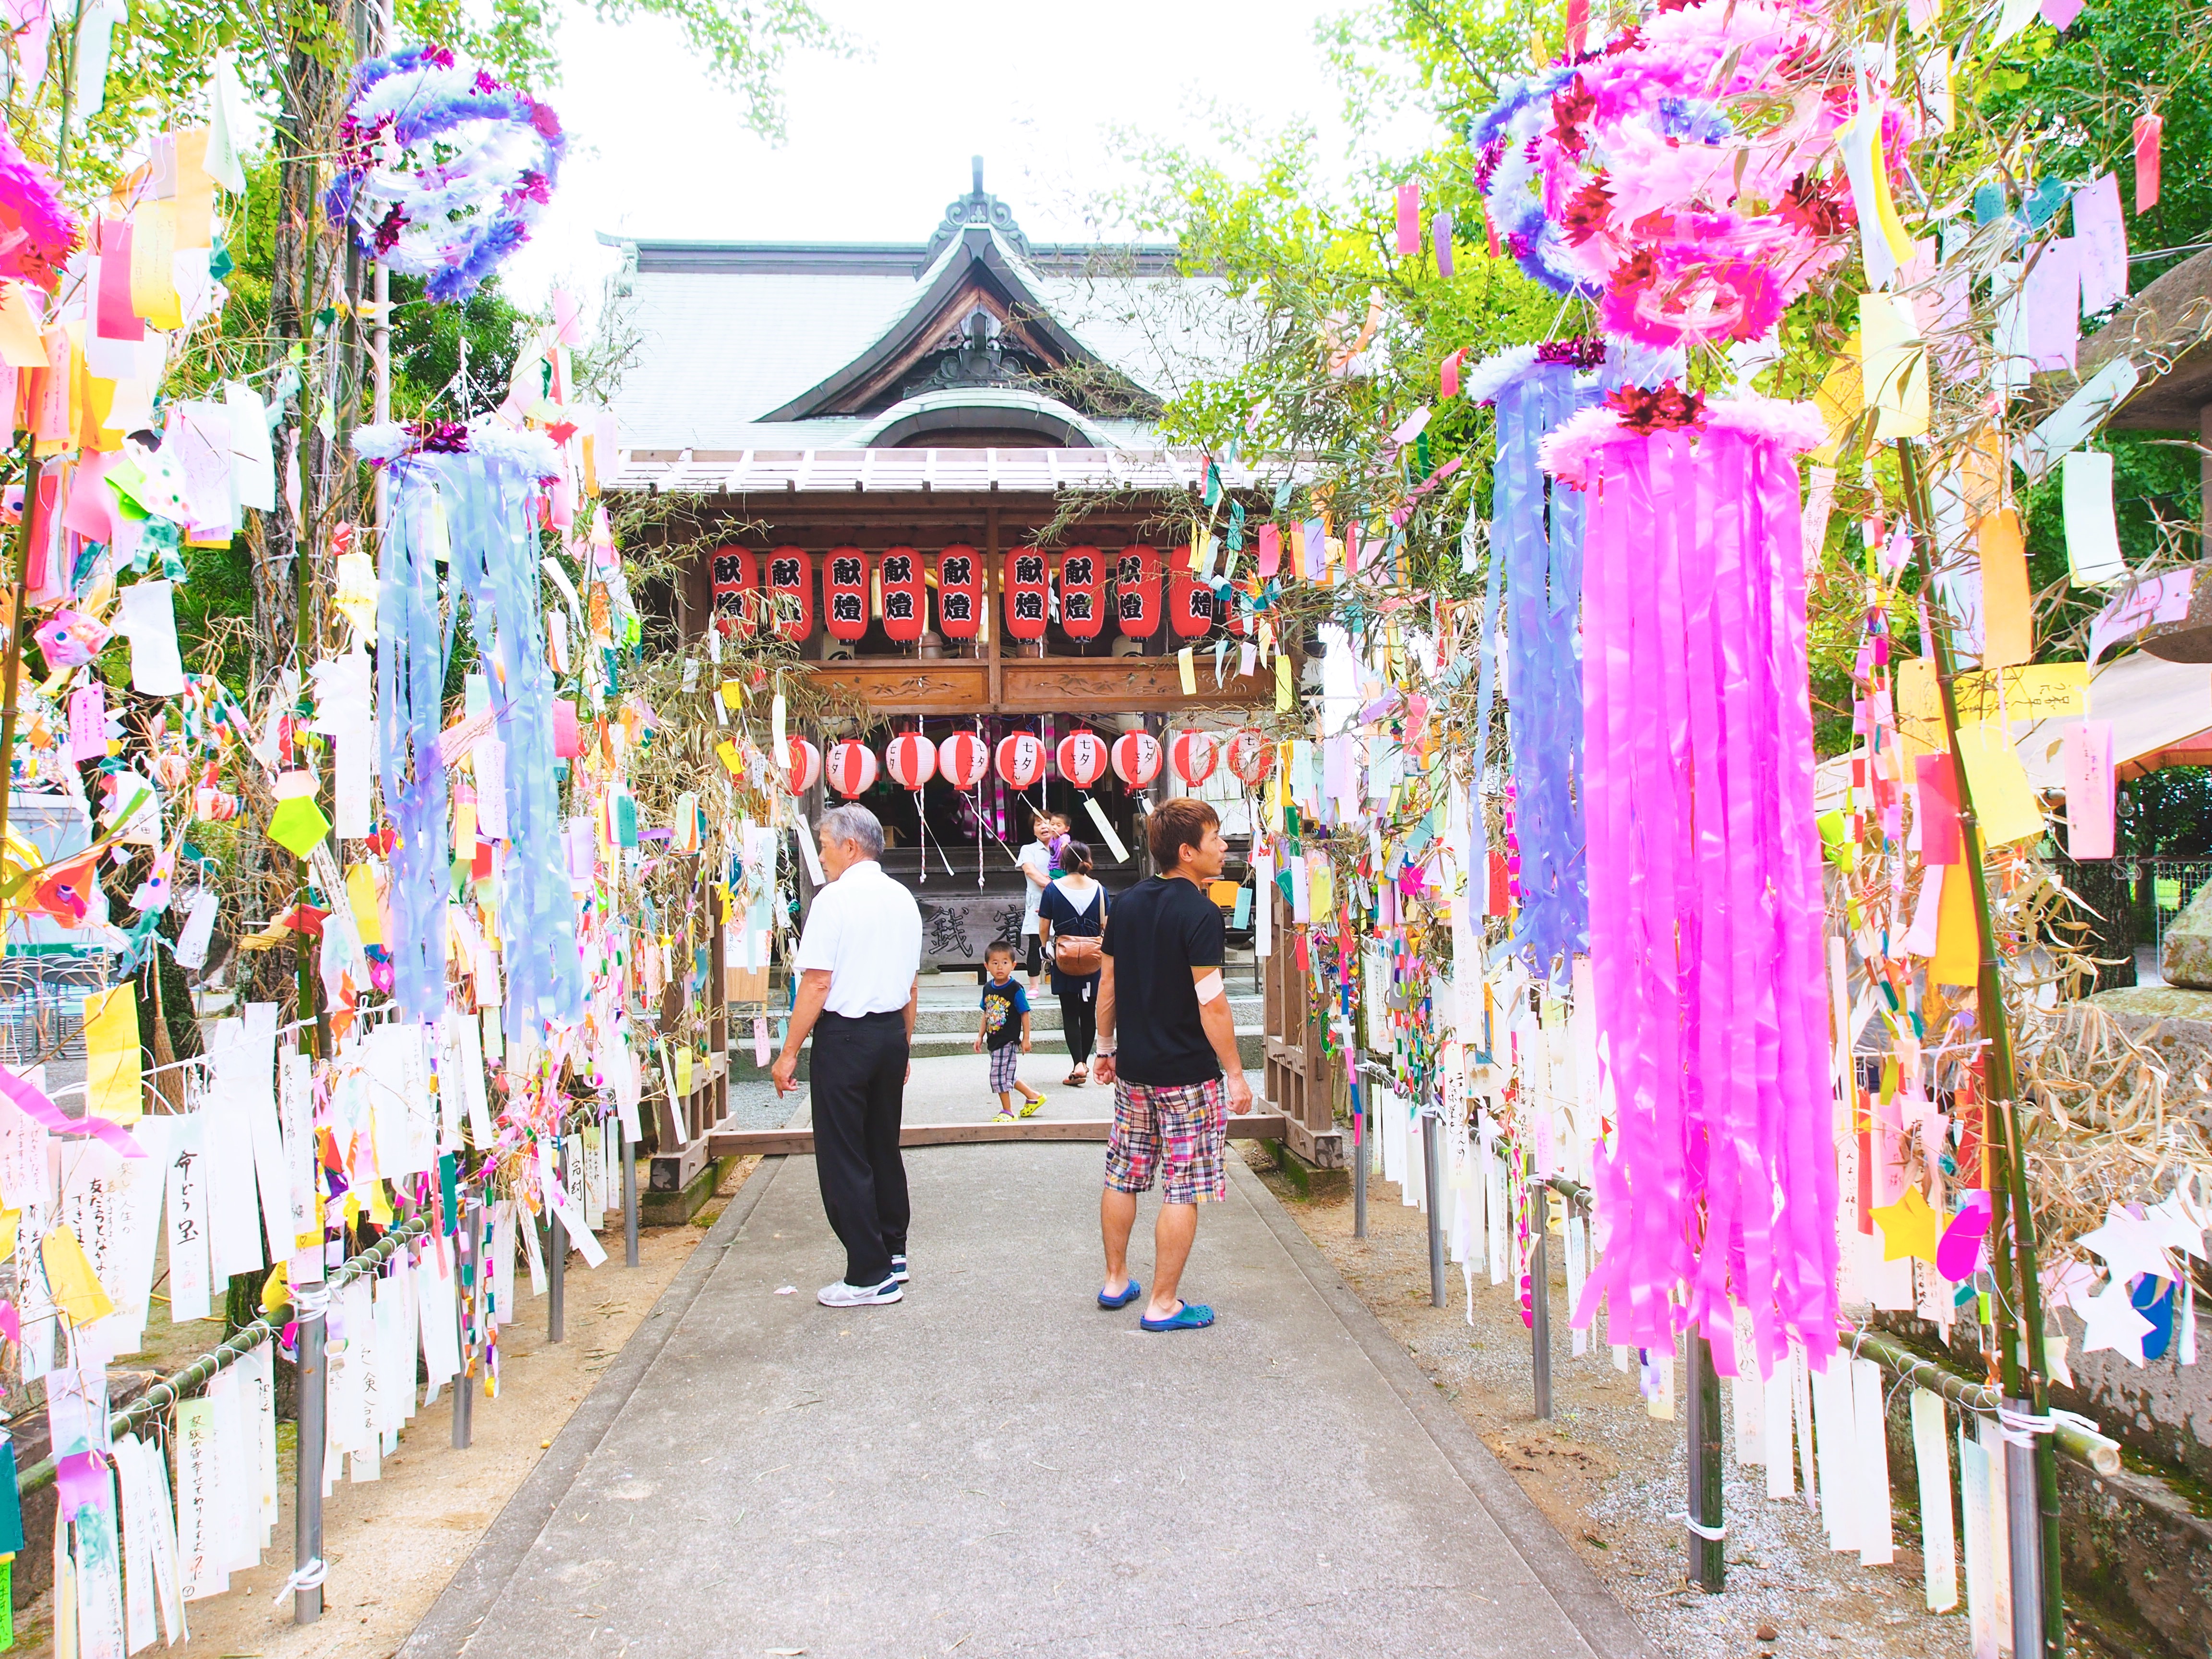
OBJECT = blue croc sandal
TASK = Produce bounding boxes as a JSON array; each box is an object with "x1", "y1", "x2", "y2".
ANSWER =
[
  {"x1": 1097, "y1": 1279, "x2": 1142, "y2": 1310},
  {"x1": 1140, "y1": 1302, "x2": 1214, "y2": 1332}
]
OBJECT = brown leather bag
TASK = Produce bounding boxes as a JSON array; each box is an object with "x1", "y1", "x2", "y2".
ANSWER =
[{"x1": 1050, "y1": 885, "x2": 1106, "y2": 974}]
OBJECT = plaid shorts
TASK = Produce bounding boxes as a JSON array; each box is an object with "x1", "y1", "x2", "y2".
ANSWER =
[
  {"x1": 1105, "y1": 1077, "x2": 1227, "y2": 1205},
  {"x1": 989, "y1": 1042, "x2": 1022, "y2": 1093}
]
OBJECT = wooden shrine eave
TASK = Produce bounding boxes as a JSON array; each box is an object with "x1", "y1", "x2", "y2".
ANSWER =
[
  {"x1": 809, "y1": 654, "x2": 1277, "y2": 717},
  {"x1": 606, "y1": 447, "x2": 1301, "y2": 497}
]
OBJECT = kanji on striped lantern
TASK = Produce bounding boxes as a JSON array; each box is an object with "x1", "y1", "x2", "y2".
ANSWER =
[
  {"x1": 995, "y1": 732, "x2": 1046, "y2": 788},
  {"x1": 823, "y1": 546, "x2": 869, "y2": 640},
  {"x1": 1170, "y1": 728, "x2": 1218, "y2": 786},
  {"x1": 879, "y1": 546, "x2": 926, "y2": 643},
  {"x1": 936, "y1": 544, "x2": 985, "y2": 640},
  {"x1": 1110, "y1": 730, "x2": 1161, "y2": 789},
  {"x1": 1058, "y1": 546, "x2": 1106, "y2": 640},
  {"x1": 764, "y1": 545, "x2": 812, "y2": 640},
  {"x1": 1168, "y1": 555, "x2": 1214, "y2": 638},
  {"x1": 826, "y1": 740, "x2": 877, "y2": 798},
  {"x1": 710, "y1": 545, "x2": 757, "y2": 635},
  {"x1": 1004, "y1": 547, "x2": 1049, "y2": 640},
  {"x1": 1056, "y1": 730, "x2": 1108, "y2": 789},
  {"x1": 1226, "y1": 728, "x2": 1275, "y2": 786},
  {"x1": 1114, "y1": 544, "x2": 1161, "y2": 638},
  {"x1": 938, "y1": 730, "x2": 988, "y2": 789},
  {"x1": 783, "y1": 736, "x2": 822, "y2": 795},
  {"x1": 885, "y1": 732, "x2": 937, "y2": 790}
]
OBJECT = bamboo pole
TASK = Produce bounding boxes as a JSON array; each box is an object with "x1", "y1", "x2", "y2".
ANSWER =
[{"x1": 1893, "y1": 436, "x2": 2062, "y2": 1657}]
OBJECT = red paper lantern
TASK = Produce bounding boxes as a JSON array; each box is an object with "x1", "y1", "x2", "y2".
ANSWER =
[
  {"x1": 1004, "y1": 547, "x2": 1049, "y2": 641},
  {"x1": 827, "y1": 740, "x2": 877, "y2": 798},
  {"x1": 763, "y1": 546, "x2": 812, "y2": 640},
  {"x1": 1170, "y1": 729, "x2": 1218, "y2": 787},
  {"x1": 1168, "y1": 555, "x2": 1215, "y2": 638},
  {"x1": 935, "y1": 545, "x2": 985, "y2": 640},
  {"x1": 1114, "y1": 544, "x2": 1161, "y2": 638},
  {"x1": 995, "y1": 732, "x2": 1046, "y2": 788},
  {"x1": 937, "y1": 731, "x2": 988, "y2": 789},
  {"x1": 1056, "y1": 731, "x2": 1108, "y2": 789},
  {"x1": 879, "y1": 546, "x2": 926, "y2": 644},
  {"x1": 783, "y1": 736, "x2": 822, "y2": 795},
  {"x1": 1058, "y1": 546, "x2": 1106, "y2": 641},
  {"x1": 1110, "y1": 731, "x2": 1162, "y2": 790},
  {"x1": 1226, "y1": 729, "x2": 1275, "y2": 786},
  {"x1": 885, "y1": 733, "x2": 937, "y2": 791},
  {"x1": 823, "y1": 547, "x2": 869, "y2": 641},
  {"x1": 710, "y1": 545, "x2": 757, "y2": 636}
]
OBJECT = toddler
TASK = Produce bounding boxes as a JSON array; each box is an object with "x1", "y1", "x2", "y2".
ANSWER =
[{"x1": 976, "y1": 941, "x2": 1046, "y2": 1122}]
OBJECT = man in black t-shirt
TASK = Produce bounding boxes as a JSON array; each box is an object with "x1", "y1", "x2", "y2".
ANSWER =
[{"x1": 1092, "y1": 797, "x2": 1252, "y2": 1332}]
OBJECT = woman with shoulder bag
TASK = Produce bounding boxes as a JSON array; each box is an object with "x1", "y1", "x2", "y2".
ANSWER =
[{"x1": 1036, "y1": 839, "x2": 1107, "y2": 1086}]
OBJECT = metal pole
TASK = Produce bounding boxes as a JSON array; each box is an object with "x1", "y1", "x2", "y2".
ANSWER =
[
  {"x1": 1351, "y1": 1058, "x2": 1368, "y2": 1241},
  {"x1": 2006, "y1": 1399, "x2": 2046, "y2": 1659},
  {"x1": 622, "y1": 1126, "x2": 639, "y2": 1268},
  {"x1": 451, "y1": 1198, "x2": 474, "y2": 1451},
  {"x1": 291, "y1": 1283, "x2": 327, "y2": 1624},
  {"x1": 1530, "y1": 1176, "x2": 1552, "y2": 1420},
  {"x1": 1422, "y1": 1112, "x2": 1445, "y2": 1309},
  {"x1": 1688, "y1": 1331, "x2": 1724, "y2": 1590},
  {"x1": 548, "y1": 1147, "x2": 568, "y2": 1344}
]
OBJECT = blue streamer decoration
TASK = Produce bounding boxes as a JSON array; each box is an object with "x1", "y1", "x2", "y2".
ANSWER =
[
  {"x1": 1495, "y1": 361, "x2": 1596, "y2": 980},
  {"x1": 379, "y1": 446, "x2": 582, "y2": 1037}
]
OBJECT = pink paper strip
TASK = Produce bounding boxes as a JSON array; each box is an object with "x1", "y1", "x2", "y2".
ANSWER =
[
  {"x1": 1915, "y1": 753, "x2": 1961, "y2": 865},
  {"x1": 55, "y1": 1450, "x2": 112, "y2": 1515},
  {"x1": 2088, "y1": 566, "x2": 2195, "y2": 662},
  {"x1": 2072, "y1": 173, "x2": 2128, "y2": 314},
  {"x1": 2022, "y1": 237, "x2": 2081, "y2": 371},
  {"x1": 2041, "y1": 0, "x2": 2084, "y2": 28},
  {"x1": 2134, "y1": 112, "x2": 2162, "y2": 212},
  {"x1": 0, "y1": 1063, "x2": 143, "y2": 1156},
  {"x1": 1395, "y1": 183, "x2": 1419, "y2": 256},
  {"x1": 2063, "y1": 720, "x2": 2115, "y2": 858},
  {"x1": 1256, "y1": 522, "x2": 1280, "y2": 579},
  {"x1": 95, "y1": 219, "x2": 142, "y2": 342},
  {"x1": 69, "y1": 683, "x2": 106, "y2": 761}
]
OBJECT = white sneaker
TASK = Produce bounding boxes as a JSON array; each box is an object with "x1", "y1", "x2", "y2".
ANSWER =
[
  {"x1": 891, "y1": 1254, "x2": 909, "y2": 1284},
  {"x1": 817, "y1": 1277, "x2": 903, "y2": 1308}
]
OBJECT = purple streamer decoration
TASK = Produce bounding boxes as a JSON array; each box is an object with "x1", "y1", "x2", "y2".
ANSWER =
[
  {"x1": 379, "y1": 448, "x2": 581, "y2": 1037},
  {"x1": 1495, "y1": 360, "x2": 1596, "y2": 978},
  {"x1": 1563, "y1": 407, "x2": 1838, "y2": 1382}
]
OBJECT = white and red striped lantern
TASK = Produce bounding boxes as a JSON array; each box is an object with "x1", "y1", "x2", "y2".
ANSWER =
[
  {"x1": 938, "y1": 731, "x2": 988, "y2": 790},
  {"x1": 995, "y1": 732, "x2": 1046, "y2": 788},
  {"x1": 827, "y1": 740, "x2": 878, "y2": 798},
  {"x1": 1110, "y1": 731, "x2": 1161, "y2": 790},
  {"x1": 1169, "y1": 729, "x2": 1218, "y2": 787},
  {"x1": 1057, "y1": 730, "x2": 1108, "y2": 789},
  {"x1": 783, "y1": 735, "x2": 822, "y2": 795},
  {"x1": 1226, "y1": 728, "x2": 1275, "y2": 786},
  {"x1": 885, "y1": 733, "x2": 938, "y2": 791}
]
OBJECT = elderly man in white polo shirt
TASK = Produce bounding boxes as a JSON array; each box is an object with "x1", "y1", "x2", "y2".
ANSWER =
[{"x1": 771, "y1": 803, "x2": 924, "y2": 1307}]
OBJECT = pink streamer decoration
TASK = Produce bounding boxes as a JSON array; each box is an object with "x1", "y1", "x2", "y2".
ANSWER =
[
  {"x1": 0, "y1": 1061, "x2": 144, "y2": 1156},
  {"x1": 1564, "y1": 403, "x2": 1837, "y2": 1382}
]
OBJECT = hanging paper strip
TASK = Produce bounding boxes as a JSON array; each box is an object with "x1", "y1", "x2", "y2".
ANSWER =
[
  {"x1": 1491, "y1": 354, "x2": 1597, "y2": 978},
  {"x1": 878, "y1": 546, "x2": 926, "y2": 643},
  {"x1": 709, "y1": 544, "x2": 757, "y2": 635},
  {"x1": 762, "y1": 546, "x2": 811, "y2": 641},
  {"x1": 1058, "y1": 546, "x2": 1106, "y2": 640},
  {"x1": 1549, "y1": 397, "x2": 1839, "y2": 1379},
  {"x1": 1004, "y1": 547, "x2": 1049, "y2": 640},
  {"x1": 823, "y1": 546, "x2": 868, "y2": 640},
  {"x1": 377, "y1": 437, "x2": 582, "y2": 1036},
  {"x1": 935, "y1": 543, "x2": 984, "y2": 639},
  {"x1": 1115, "y1": 544, "x2": 1162, "y2": 638},
  {"x1": 1168, "y1": 558, "x2": 1215, "y2": 638}
]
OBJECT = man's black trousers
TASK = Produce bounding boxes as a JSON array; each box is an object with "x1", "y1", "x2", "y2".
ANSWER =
[{"x1": 809, "y1": 1009, "x2": 910, "y2": 1287}]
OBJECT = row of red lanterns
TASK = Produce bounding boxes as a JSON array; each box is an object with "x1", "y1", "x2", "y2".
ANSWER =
[
  {"x1": 710, "y1": 544, "x2": 1222, "y2": 643},
  {"x1": 781, "y1": 728, "x2": 1279, "y2": 799}
]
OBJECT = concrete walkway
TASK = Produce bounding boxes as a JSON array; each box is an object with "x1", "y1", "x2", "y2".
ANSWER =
[{"x1": 406, "y1": 1058, "x2": 1655, "y2": 1659}]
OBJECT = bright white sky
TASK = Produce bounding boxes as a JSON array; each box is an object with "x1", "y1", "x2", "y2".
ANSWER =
[{"x1": 501, "y1": 0, "x2": 1442, "y2": 313}]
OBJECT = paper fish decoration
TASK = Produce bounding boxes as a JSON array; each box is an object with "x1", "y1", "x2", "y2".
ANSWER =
[
  {"x1": 33, "y1": 609, "x2": 110, "y2": 667},
  {"x1": 25, "y1": 846, "x2": 98, "y2": 925}
]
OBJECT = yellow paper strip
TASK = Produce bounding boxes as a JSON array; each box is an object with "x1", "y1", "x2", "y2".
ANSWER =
[
  {"x1": 83, "y1": 985, "x2": 141, "y2": 1124},
  {"x1": 1956, "y1": 725, "x2": 2044, "y2": 845},
  {"x1": 1977, "y1": 510, "x2": 2032, "y2": 668}
]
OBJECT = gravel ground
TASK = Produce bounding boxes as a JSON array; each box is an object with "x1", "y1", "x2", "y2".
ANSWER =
[{"x1": 1244, "y1": 1146, "x2": 1987, "y2": 1659}]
